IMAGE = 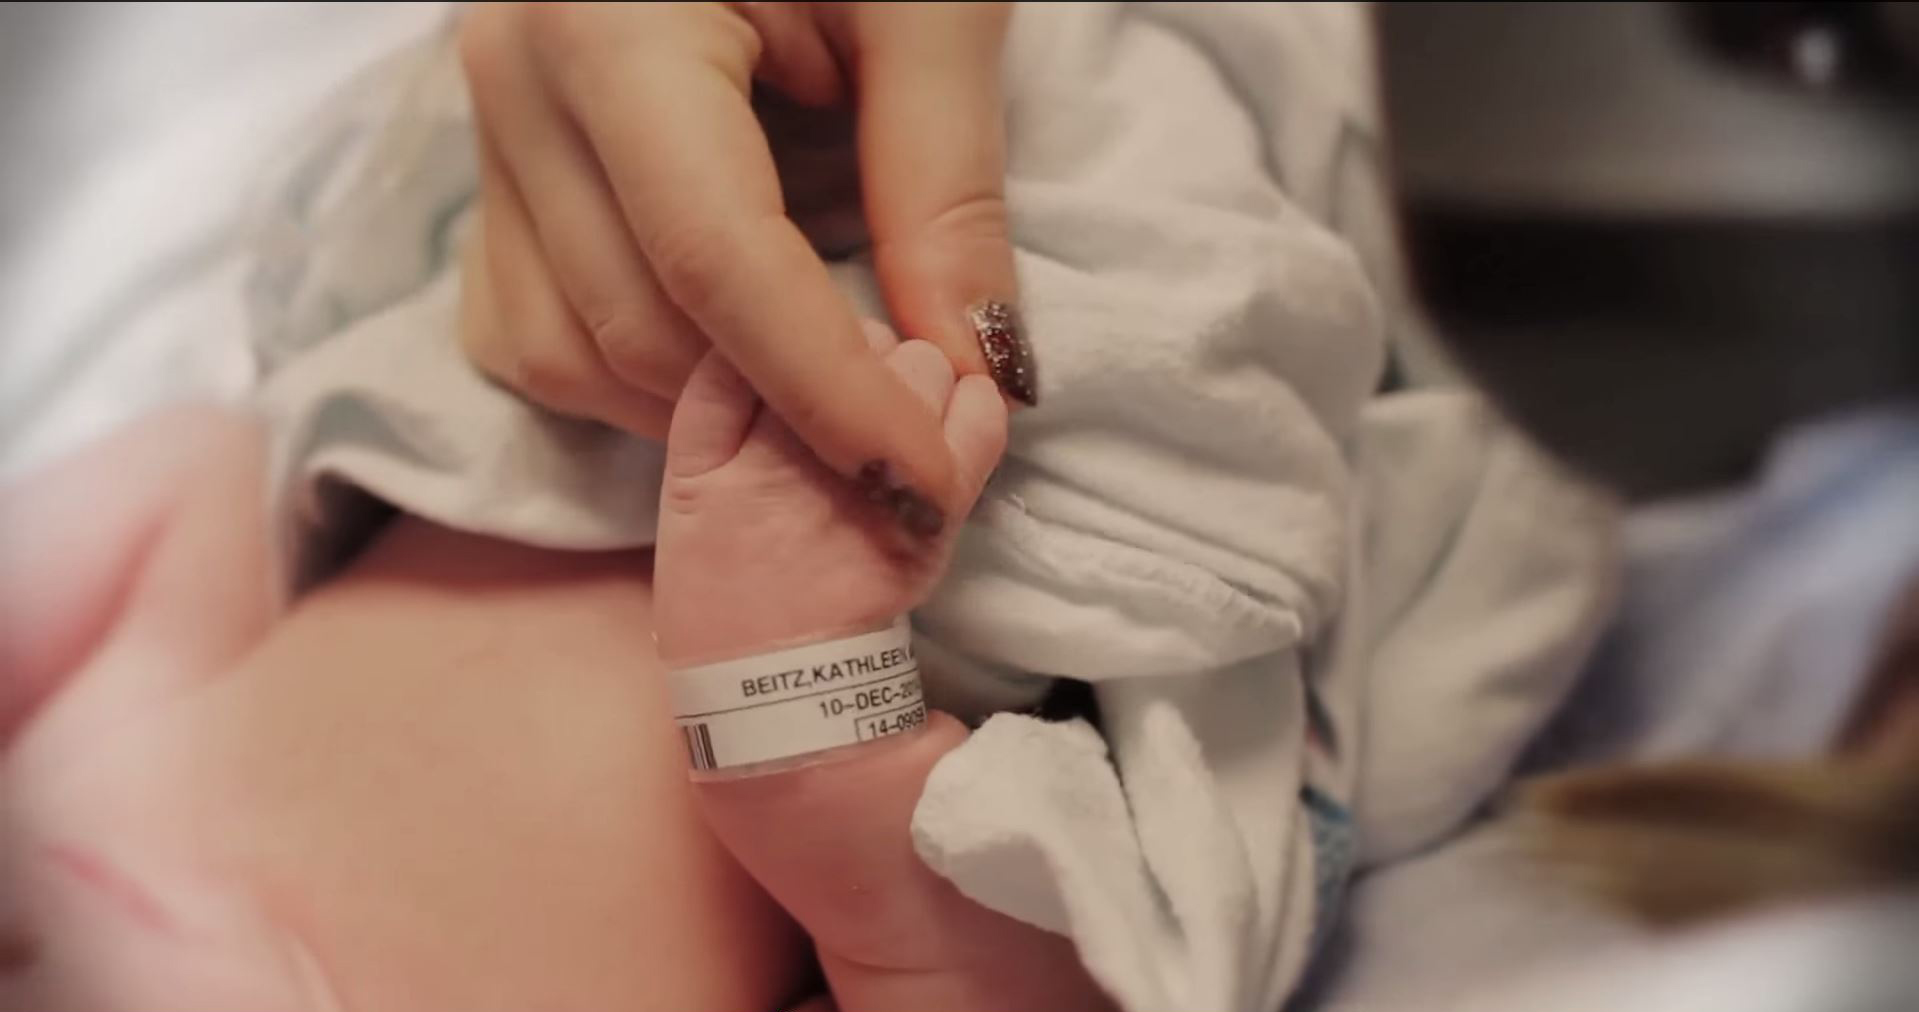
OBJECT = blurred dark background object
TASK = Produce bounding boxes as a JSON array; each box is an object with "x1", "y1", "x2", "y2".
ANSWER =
[{"x1": 1376, "y1": 2, "x2": 1919, "y2": 498}]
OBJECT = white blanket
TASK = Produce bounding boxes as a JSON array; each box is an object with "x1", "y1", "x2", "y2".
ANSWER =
[{"x1": 250, "y1": 6, "x2": 1616, "y2": 1010}]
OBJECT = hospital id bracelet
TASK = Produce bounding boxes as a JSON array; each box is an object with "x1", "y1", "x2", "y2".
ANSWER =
[{"x1": 667, "y1": 617, "x2": 926, "y2": 779}]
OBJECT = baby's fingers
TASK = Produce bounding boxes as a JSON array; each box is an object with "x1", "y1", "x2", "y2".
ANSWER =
[
  {"x1": 665, "y1": 351, "x2": 759, "y2": 481},
  {"x1": 942, "y1": 375, "x2": 1009, "y2": 514},
  {"x1": 883, "y1": 340, "x2": 957, "y2": 415},
  {"x1": 880, "y1": 338, "x2": 1004, "y2": 514}
]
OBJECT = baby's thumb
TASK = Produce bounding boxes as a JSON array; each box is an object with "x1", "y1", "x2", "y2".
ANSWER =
[
  {"x1": 876, "y1": 341, "x2": 1006, "y2": 520},
  {"x1": 942, "y1": 375, "x2": 1009, "y2": 516},
  {"x1": 693, "y1": 714, "x2": 1109, "y2": 1012},
  {"x1": 664, "y1": 350, "x2": 759, "y2": 481}
]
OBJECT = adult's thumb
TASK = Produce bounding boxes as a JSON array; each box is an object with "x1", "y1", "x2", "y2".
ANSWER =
[{"x1": 849, "y1": 6, "x2": 1036, "y2": 408}]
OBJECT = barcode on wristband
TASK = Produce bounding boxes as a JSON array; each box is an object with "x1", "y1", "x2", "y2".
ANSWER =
[{"x1": 681, "y1": 722, "x2": 718, "y2": 772}]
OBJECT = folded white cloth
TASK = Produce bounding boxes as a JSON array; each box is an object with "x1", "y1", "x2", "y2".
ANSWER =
[
  {"x1": 254, "y1": 7, "x2": 1615, "y2": 1010},
  {"x1": 1345, "y1": 392, "x2": 1616, "y2": 865},
  {"x1": 1309, "y1": 408, "x2": 1919, "y2": 1011}
]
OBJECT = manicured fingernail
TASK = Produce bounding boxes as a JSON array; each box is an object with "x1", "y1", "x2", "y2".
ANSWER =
[
  {"x1": 854, "y1": 459, "x2": 946, "y2": 538},
  {"x1": 969, "y1": 300, "x2": 1037, "y2": 406}
]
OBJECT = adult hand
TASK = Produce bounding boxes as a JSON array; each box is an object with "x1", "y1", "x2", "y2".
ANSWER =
[{"x1": 457, "y1": 2, "x2": 1032, "y2": 529}]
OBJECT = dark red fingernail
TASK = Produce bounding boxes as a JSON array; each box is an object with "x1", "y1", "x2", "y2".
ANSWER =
[
  {"x1": 854, "y1": 459, "x2": 945, "y2": 538},
  {"x1": 969, "y1": 300, "x2": 1038, "y2": 407}
]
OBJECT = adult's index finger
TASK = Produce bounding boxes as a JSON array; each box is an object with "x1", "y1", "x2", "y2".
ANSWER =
[{"x1": 544, "y1": 6, "x2": 958, "y2": 510}]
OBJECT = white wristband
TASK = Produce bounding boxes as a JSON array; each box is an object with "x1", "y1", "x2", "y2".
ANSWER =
[{"x1": 669, "y1": 618, "x2": 926, "y2": 774}]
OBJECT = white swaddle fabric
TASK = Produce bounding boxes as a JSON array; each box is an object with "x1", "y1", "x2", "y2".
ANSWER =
[{"x1": 254, "y1": 6, "x2": 1614, "y2": 1010}]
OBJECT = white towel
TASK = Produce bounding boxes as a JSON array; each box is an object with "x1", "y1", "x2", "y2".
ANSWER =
[{"x1": 254, "y1": 7, "x2": 1616, "y2": 1009}]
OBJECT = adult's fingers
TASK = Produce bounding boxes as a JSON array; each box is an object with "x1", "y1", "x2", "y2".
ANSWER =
[
  {"x1": 846, "y1": 5, "x2": 1032, "y2": 406},
  {"x1": 694, "y1": 714, "x2": 1112, "y2": 1012},
  {"x1": 460, "y1": 143, "x2": 675, "y2": 439},
  {"x1": 531, "y1": 4, "x2": 961, "y2": 519},
  {"x1": 731, "y1": 1, "x2": 845, "y2": 108},
  {"x1": 458, "y1": 5, "x2": 708, "y2": 405}
]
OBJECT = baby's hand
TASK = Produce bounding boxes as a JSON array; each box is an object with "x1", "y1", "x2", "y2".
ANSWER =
[
  {"x1": 654, "y1": 322, "x2": 1007, "y2": 665},
  {"x1": 653, "y1": 331, "x2": 1112, "y2": 1012}
]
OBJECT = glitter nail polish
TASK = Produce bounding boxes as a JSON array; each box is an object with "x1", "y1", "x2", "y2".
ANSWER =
[{"x1": 968, "y1": 300, "x2": 1038, "y2": 406}]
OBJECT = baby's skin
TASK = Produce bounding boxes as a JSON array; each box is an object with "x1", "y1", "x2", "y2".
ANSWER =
[
  {"x1": 3, "y1": 404, "x2": 807, "y2": 1011},
  {"x1": 0, "y1": 324, "x2": 1105, "y2": 1010},
  {"x1": 655, "y1": 320, "x2": 1006, "y2": 664},
  {"x1": 655, "y1": 326, "x2": 1107, "y2": 1011}
]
